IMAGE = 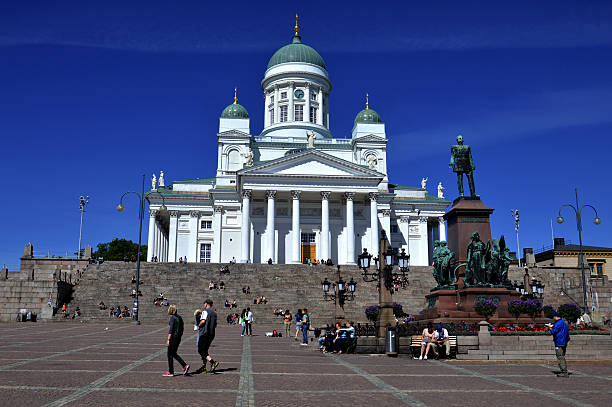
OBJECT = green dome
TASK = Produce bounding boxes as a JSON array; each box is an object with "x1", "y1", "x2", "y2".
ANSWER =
[
  {"x1": 355, "y1": 108, "x2": 382, "y2": 124},
  {"x1": 221, "y1": 102, "x2": 249, "y2": 119},
  {"x1": 267, "y1": 36, "x2": 327, "y2": 71}
]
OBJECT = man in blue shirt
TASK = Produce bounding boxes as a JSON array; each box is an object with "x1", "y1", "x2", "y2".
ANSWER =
[{"x1": 546, "y1": 312, "x2": 570, "y2": 378}]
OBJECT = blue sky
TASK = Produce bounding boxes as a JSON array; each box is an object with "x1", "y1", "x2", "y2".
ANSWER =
[{"x1": 1, "y1": 1, "x2": 611, "y2": 268}]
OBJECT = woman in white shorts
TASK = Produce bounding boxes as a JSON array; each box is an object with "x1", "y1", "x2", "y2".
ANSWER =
[{"x1": 419, "y1": 323, "x2": 435, "y2": 360}]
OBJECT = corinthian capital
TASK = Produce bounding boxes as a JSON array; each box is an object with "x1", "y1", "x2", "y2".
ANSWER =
[
  {"x1": 320, "y1": 191, "x2": 331, "y2": 200},
  {"x1": 369, "y1": 192, "x2": 379, "y2": 202},
  {"x1": 266, "y1": 190, "x2": 277, "y2": 199},
  {"x1": 344, "y1": 192, "x2": 355, "y2": 201},
  {"x1": 291, "y1": 190, "x2": 301, "y2": 200},
  {"x1": 189, "y1": 211, "x2": 200, "y2": 218},
  {"x1": 242, "y1": 189, "x2": 252, "y2": 199},
  {"x1": 149, "y1": 209, "x2": 158, "y2": 217},
  {"x1": 169, "y1": 211, "x2": 179, "y2": 218}
]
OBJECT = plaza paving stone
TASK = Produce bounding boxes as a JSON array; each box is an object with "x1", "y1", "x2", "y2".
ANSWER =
[{"x1": 0, "y1": 322, "x2": 609, "y2": 407}]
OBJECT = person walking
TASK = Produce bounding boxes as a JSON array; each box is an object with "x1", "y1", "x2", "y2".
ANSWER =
[
  {"x1": 301, "y1": 308, "x2": 310, "y2": 346},
  {"x1": 163, "y1": 305, "x2": 189, "y2": 377},
  {"x1": 245, "y1": 307, "x2": 254, "y2": 336},
  {"x1": 294, "y1": 309, "x2": 303, "y2": 341},
  {"x1": 283, "y1": 309, "x2": 292, "y2": 338},
  {"x1": 546, "y1": 312, "x2": 570, "y2": 377},
  {"x1": 197, "y1": 299, "x2": 220, "y2": 374}
]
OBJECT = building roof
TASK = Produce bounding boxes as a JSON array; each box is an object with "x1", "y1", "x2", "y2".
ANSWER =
[
  {"x1": 354, "y1": 107, "x2": 382, "y2": 124},
  {"x1": 267, "y1": 36, "x2": 327, "y2": 71},
  {"x1": 555, "y1": 244, "x2": 612, "y2": 252},
  {"x1": 221, "y1": 102, "x2": 249, "y2": 119},
  {"x1": 172, "y1": 178, "x2": 215, "y2": 184}
]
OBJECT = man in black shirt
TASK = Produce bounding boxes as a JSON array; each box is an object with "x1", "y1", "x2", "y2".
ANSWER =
[
  {"x1": 163, "y1": 305, "x2": 189, "y2": 377},
  {"x1": 197, "y1": 299, "x2": 219, "y2": 374}
]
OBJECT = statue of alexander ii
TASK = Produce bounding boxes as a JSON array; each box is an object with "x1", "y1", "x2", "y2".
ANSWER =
[{"x1": 449, "y1": 135, "x2": 477, "y2": 198}]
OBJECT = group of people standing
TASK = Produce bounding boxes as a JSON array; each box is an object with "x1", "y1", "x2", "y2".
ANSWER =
[
  {"x1": 163, "y1": 300, "x2": 220, "y2": 377},
  {"x1": 285, "y1": 309, "x2": 310, "y2": 345},
  {"x1": 239, "y1": 308, "x2": 254, "y2": 336}
]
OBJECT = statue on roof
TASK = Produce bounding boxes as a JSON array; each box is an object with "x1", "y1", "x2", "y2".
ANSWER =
[
  {"x1": 449, "y1": 135, "x2": 477, "y2": 197},
  {"x1": 159, "y1": 171, "x2": 165, "y2": 188},
  {"x1": 437, "y1": 182, "x2": 444, "y2": 198},
  {"x1": 243, "y1": 149, "x2": 254, "y2": 166},
  {"x1": 366, "y1": 154, "x2": 378, "y2": 170},
  {"x1": 151, "y1": 173, "x2": 157, "y2": 190},
  {"x1": 421, "y1": 177, "x2": 428, "y2": 190},
  {"x1": 306, "y1": 131, "x2": 316, "y2": 148}
]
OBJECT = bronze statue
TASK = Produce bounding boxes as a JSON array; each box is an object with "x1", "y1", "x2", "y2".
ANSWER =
[
  {"x1": 433, "y1": 240, "x2": 455, "y2": 287},
  {"x1": 449, "y1": 135, "x2": 477, "y2": 197},
  {"x1": 466, "y1": 232, "x2": 489, "y2": 285}
]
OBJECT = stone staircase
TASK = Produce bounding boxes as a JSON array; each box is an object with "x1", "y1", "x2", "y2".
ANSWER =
[
  {"x1": 67, "y1": 262, "x2": 437, "y2": 325},
  {"x1": 459, "y1": 334, "x2": 612, "y2": 361}
]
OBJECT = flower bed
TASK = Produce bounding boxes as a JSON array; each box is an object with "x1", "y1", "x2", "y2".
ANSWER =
[{"x1": 491, "y1": 325, "x2": 608, "y2": 335}]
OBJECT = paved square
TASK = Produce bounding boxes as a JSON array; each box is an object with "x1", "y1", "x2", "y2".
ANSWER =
[{"x1": 0, "y1": 322, "x2": 609, "y2": 406}]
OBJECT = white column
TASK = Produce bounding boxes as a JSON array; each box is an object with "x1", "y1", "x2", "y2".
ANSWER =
[
  {"x1": 147, "y1": 210, "x2": 156, "y2": 261},
  {"x1": 274, "y1": 86, "x2": 279, "y2": 124},
  {"x1": 345, "y1": 193, "x2": 355, "y2": 264},
  {"x1": 399, "y1": 216, "x2": 410, "y2": 258},
  {"x1": 240, "y1": 190, "x2": 251, "y2": 263},
  {"x1": 382, "y1": 209, "x2": 391, "y2": 246},
  {"x1": 439, "y1": 217, "x2": 447, "y2": 242},
  {"x1": 289, "y1": 82, "x2": 294, "y2": 122},
  {"x1": 213, "y1": 206, "x2": 222, "y2": 263},
  {"x1": 418, "y1": 216, "x2": 429, "y2": 266},
  {"x1": 168, "y1": 211, "x2": 178, "y2": 262},
  {"x1": 305, "y1": 83, "x2": 311, "y2": 123},
  {"x1": 266, "y1": 190, "x2": 276, "y2": 263},
  {"x1": 320, "y1": 191, "x2": 330, "y2": 260},
  {"x1": 188, "y1": 211, "x2": 199, "y2": 263},
  {"x1": 154, "y1": 222, "x2": 161, "y2": 260},
  {"x1": 316, "y1": 86, "x2": 323, "y2": 125},
  {"x1": 369, "y1": 193, "x2": 379, "y2": 253},
  {"x1": 264, "y1": 91, "x2": 270, "y2": 127},
  {"x1": 291, "y1": 190, "x2": 301, "y2": 264}
]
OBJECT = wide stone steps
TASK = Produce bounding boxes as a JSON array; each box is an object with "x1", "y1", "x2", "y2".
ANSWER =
[{"x1": 67, "y1": 262, "x2": 436, "y2": 325}]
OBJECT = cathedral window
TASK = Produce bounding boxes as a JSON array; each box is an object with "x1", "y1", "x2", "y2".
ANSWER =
[
  {"x1": 270, "y1": 95, "x2": 274, "y2": 104},
  {"x1": 280, "y1": 105, "x2": 288, "y2": 122},
  {"x1": 200, "y1": 220, "x2": 212, "y2": 229},
  {"x1": 280, "y1": 91, "x2": 287, "y2": 100},
  {"x1": 309, "y1": 107, "x2": 317, "y2": 123},
  {"x1": 269, "y1": 108, "x2": 274, "y2": 124},
  {"x1": 199, "y1": 243, "x2": 211, "y2": 263},
  {"x1": 294, "y1": 105, "x2": 303, "y2": 121}
]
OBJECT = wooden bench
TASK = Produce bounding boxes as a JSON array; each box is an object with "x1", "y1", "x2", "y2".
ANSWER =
[{"x1": 410, "y1": 335, "x2": 457, "y2": 359}]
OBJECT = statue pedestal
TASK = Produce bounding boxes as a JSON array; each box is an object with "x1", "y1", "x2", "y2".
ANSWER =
[{"x1": 443, "y1": 197, "x2": 494, "y2": 264}]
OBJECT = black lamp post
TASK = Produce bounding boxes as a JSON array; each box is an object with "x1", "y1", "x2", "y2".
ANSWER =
[
  {"x1": 358, "y1": 242, "x2": 410, "y2": 295},
  {"x1": 116, "y1": 175, "x2": 167, "y2": 323},
  {"x1": 556, "y1": 188, "x2": 601, "y2": 314},
  {"x1": 322, "y1": 265, "x2": 356, "y2": 310}
]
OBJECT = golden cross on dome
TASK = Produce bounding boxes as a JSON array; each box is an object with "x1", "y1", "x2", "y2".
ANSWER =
[
  {"x1": 294, "y1": 13, "x2": 300, "y2": 37},
  {"x1": 366, "y1": 93, "x2": 369, "y2": 109},
  {"x1": 233, "y1": 87, "x2": 237, "y2": 104}
]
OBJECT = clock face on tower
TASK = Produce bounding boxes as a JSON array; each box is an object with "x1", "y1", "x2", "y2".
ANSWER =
[{"x1": 294, "y1": 89, "x2": 304, "y2": 99}]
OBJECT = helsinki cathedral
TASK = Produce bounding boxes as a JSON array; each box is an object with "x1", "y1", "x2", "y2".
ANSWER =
[{"x1": 146, "y1": 18, "x2": 449, "y2": 266}]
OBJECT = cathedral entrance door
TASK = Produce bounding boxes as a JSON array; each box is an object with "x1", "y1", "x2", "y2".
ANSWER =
[{"x1": 301, "y1": 233, "x2": 316, "y2": 264}]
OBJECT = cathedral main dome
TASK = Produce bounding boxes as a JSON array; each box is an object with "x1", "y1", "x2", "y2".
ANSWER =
[{"x1": 266, "y1": 36, "x2": 327, "y2": 71}]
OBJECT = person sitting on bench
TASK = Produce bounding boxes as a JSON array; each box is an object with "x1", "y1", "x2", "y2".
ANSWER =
[
  {"x1": 431, "y1": 323, "x2": 451, "y2": 359},
  {"x1": 419, "y1": 323, "x2": 435, "y2": 360}
]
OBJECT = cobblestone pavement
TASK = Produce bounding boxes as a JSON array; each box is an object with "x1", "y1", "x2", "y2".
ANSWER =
[{"x1": 0, "y1": 322, "x2": 610, "y2": 406}]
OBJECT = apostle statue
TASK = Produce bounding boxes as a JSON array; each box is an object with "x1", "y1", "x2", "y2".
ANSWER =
[
  {"x1": 421, "y1": 177, "x2": 428, "y2": 190},
  {"x1": 449, "y1": 135, "x2": 477, "y2": 197},
  {"x1": 437, "y1": 182, "x2": 444, "y2": 198},
  {"x1": 306, "y1": 131, "x2": 316, "y2": 148},
  {"x1": 151, "y1": 173, "x2": 157, "y2": 190},
  {"x1": 366, "y1": 154, "x2": 378, "y2": 170},
  {"x1": 159, "y1": 171, "x2": 165, "y2": 187},
  {"x1": 243, "y1": 149, "x2": 254, "y2": 166}
]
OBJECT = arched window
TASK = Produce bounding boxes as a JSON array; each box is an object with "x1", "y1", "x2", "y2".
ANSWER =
[{"x1": 227, "y1": 149, "x2": 241, "y2": 171}]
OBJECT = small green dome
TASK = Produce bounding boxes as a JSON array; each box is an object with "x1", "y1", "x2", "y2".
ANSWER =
[
  {"x1": 355, "y1": 108, "x2": 382, "y2": 124},
  {"x1": 221, "y1": 102, "x2": 249, "y2": 119},
  {"x1": 267, "y1": 36, "x2": 327, "y2": 71}
]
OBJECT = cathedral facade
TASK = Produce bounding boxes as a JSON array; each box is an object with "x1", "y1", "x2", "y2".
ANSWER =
[{"x1": 145, "y1": 22, "x2": 449, "y2": 266}]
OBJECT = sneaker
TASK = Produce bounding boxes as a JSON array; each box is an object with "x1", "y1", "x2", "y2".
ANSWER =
[
  {"x1": 182, "y1": 364, "x2": 190, "y2": 376},
  {"x1": 210, "y1": 361, "x2": 219, "y2": 373},
  {"x1": 418, "y1": 356, "x2": 423, "y2": 360},
  {"x1": 162, "y1": 372, "x2": 174, "y2": 377},
  {"x1": 300, "y1": 343, "x2": 308, "y2": 346},
  {"x1": 424, "y1": 356, "x2": 427, "y2": 360}
]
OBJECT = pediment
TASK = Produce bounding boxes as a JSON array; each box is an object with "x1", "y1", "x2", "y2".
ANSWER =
[
  {"x1": 238, "y1": 150, "x2": 383, "y2": 178},
  {"x1": 217, "y1": 130, "x2": 251, "y2": 138},
  {"x1": 353, "y1": 134, "x2": 387, "y2": 143}
]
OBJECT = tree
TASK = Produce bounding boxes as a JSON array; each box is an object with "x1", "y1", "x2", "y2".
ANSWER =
[{"x1": 92, "y1": 239, "x2": 147, "y2": 261}]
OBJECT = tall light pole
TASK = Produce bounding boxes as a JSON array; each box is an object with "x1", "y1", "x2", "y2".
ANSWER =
[
  {"x1": 78, "y1": 196, "x2": 89, "y2": 259},
  {"x1": 116, "y1": 176, "x2": 167, "y2": 323},
  {"x1": 556, "y1": 188, "x2": 601, "y2": 315},
  {"x1": 511, "y1": 209, "x2": 520, "y2": 267}
]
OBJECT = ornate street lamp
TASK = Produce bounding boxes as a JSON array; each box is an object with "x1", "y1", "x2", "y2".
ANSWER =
[
  {"x1": 358, "y1": 232, "x2": 410, "y2": 294},
  {"x1": 77, "y1": 195, "x2": 89, "y2": 259},
  {"x1": 556, "y1": 188, "x2": 601, "y2": 314},
  {"x1": 321, "y1": 265, "x2": 356, "y2": 309},
  {"x1": 116, "y1": 176, "x2": 168, "y2": 323}
]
